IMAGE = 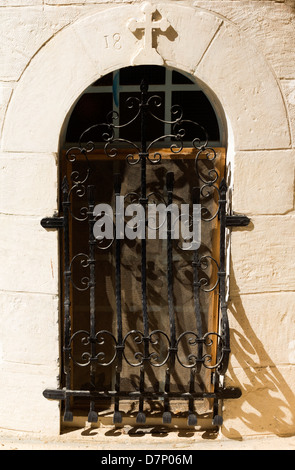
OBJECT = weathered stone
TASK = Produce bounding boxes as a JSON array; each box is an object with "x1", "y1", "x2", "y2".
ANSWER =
[
  {"x1": 281, "y1": 80, "x2": 295, "y2": 147},
  {"x1": 0, "y1": 1, "x2": 42, "y2": 5},
  {"x1": 228, "y1": 292, "x2": 295, "y2": 368},
  {"x1": 230, "y1": 216, "x2": 295, "y2": 295},
  {"x1": 45, "y1": 0, "x2": 132, "y2": 3},
  {"x1": 0, "y1": 7, "x2": 84, "y2": 81},
  {"x1": 0, "y1": 215, "x2": 58, "y2": 295},
  {"x1": 1, "y1": 25, "x2": 100, "y2": 153},
  {"x1": 194, "y1": 1, "x2": 295, "y2": 80},
  {"x1": 195, "y1": 21, "x2": 291, "y2": 150},
  {"x1": 0, "y1": 363, "x2": 59, "y2": 434},
  {"x1": 0, "y1": 153, "x2": 58, "y2": 216},
  {"x1": 232, "y1": 150, "x2": 295, "y2": 215},
  {"x1": 156, "y1": 6, "x2": 222, "y2": 72},
  {"x1": 0, "y1": 84, "x2": 13, "y2": 144},
  {"x1": 0, "y1": 291, "x2": 59, "y2": 366},
  {"x1": 222, "y1": 365, "x2": 295, "y2": 438}
]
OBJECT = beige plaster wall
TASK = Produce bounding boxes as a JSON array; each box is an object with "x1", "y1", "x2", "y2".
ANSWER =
[{"x1": 0, "y1": 0, "x2": 294, "y2": 439}]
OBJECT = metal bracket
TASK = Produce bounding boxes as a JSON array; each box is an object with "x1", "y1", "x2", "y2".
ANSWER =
[
  {"x1": 40, "y1": 216, "x2": 64, "y2": 229},
  {"x1": 225, "y1": 214, "x2": 250, "y2": 227}
]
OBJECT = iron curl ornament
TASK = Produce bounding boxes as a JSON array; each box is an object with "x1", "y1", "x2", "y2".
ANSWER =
[
  {"x1": 41, "y1": 76, "x2": 249, "y2": 427},
  {"x1": 69, "y1": 329, "x2": 117, "y2": 367},
  {"x1": 67, "y1": 327, "x2": 224, "y2": 371}
]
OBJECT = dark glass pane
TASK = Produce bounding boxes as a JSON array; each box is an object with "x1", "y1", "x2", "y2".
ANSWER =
[
  {"x1": 119, "y1": 91, "x2": 165, "y2": 143},
  {"x1": 66, "y1": 93, "x2": 113, "y2": 143},
  {"x1": 91, "y1": 72, "x2": 113, "y2": 87},
  {"x1": 172, "y1": 91, "x2": 220, "y2": 142},
  {"x1": 120, "y1": 65, "x2": 166, "y2": 85},
  {"x1": 172, "y1": 70, "x2": 194, "y2": 84}
]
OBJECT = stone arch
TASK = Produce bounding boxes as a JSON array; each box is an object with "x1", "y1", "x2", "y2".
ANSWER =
[{"x1": 1, "y1": 3, "x2": 291, "y2": 155}]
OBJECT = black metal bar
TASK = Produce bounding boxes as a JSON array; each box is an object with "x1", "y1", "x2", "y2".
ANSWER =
[
  {"x1": 218, "y1": 179, "x2": 230, "y2": 376},
  {"x1": 225, "y1": 215, "x2": 250, "y2": 227},
  {"x1": 61, "y1": 176, "x2": 73, "y2": 422},
  {"x1": 140, "y1": 83, "x2": 149, "y2": 340},
  {"x1": 186, "y1": 188, "x2": 202, "y2": 426},
  {"x1": 212, "y1": 390, "x2": 223, "y2": 426},
  {"x1": 136, "y1": 366, "x2": 146, "y2": 423},
  {"x1": 166, "y1": 172, "x2": 176, "y2": 348},
  {"x1": 87, "y1": 185, "x2": 98, "y2": 423},
  {"x1": 140, "y1": 153, "x2": 149, "y2": 340},
  {"x1": 163, "y1": 369, "x2": 171, "y2": 423},
  {"x1": 210, "y1": 178, "x2": 229, "y2": 425},
  {"x1": 136, "y1": 80, "x2": 150, "y2": 424},
  {"x1": 41, "y1": 216, "x2": 64, "y2": 229},
  {"x1": 192, "y1": 186, "x2": 203, "y2": 364},
  {"x1": 113, "y1": 174, "x2": 123, "y2": 424},
  {"x1": 163, "y1": 171, "x2": 175, "y2": 424},
  {"x1": 43, "y1": 386, "x2": 242, "y2": 401},
  {"x1": 187, "y1": 369, "x2": 198, "y2": 426}
]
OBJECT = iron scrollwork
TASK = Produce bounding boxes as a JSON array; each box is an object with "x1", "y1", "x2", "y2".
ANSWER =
[{"x1": 41, "y1": 77, "x2": 247, "y2": 427}]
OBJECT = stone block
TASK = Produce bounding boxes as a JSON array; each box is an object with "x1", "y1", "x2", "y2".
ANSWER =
[
  {"x1": 0, "y1": 1, "x2": 42, "y2": 5},
  {"x1": 222, "y1": 365, "x2": 295, "y2": 438},
  {"x1": 228, "y1": 292, "x2": 295, "y2": 368},
  {"x1": 194, "y1": 1, "x2": 295, "y2": 80},
  {"x1": 0, "y1": 5, "x2": 87, "y2": 81},
  {"x1": 281, "y1": 80, "x2": 295, "y2": 148},
  {"x1": 0, "y1": 215, "x2": 59, "y2": 295},
  {"x1": 232, "y1": 150, "x2": 295, "y2": 215},
  {"x1": 0, "y1": 363, "x2": 59, "y2": 434},
  {"x1": 0, "y1": 153, "x2": 58, "y2": 216},
  {"x1": 156, "y1": 6, "x2": 222, "y2": 72},
  {"x1": 195, "y1": 21, "x2": 291, "y2": 150},
  {"x1": 45, "y1": 0, "x2": 130, "y2": 3},
  {"x1": 230, "y1": 216, "x2": 295, "y2": 295},
  {"x1": 0, "y1": 291, "x2": 59, "y2": 366},
  {"x1": 1, "y1": 23, "x2": 103, "y2": 153},
  {"x1": 0, "y1": 84, "x2": 13, "y2": 143}
]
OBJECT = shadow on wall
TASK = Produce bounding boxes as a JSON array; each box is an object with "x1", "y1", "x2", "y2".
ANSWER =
[{"x1": 222, "y1": 265, "x2": 295, "y2": 439}]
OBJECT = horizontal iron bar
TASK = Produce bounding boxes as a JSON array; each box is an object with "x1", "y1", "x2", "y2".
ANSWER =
[
  {"x1": 43, "y1": 387, "x2": 241, "y2": 401},
  {"x1": 225, "y1": 215, "x2": 250, "y2": 227},
  {"x1": 40, "y1": 215, "x2": 250, "y2": 229},
  {"x1": 41, "y1": 216, "x2": 64, "y2": 229}
]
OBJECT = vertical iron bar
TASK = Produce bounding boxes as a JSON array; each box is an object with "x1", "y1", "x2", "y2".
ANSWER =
[
  {"x1": 167, "y1": 172, "x2": 176, "y2": 349},
  {"x1": 140, "y1": 153, "x2": 149, "y2": 340},
  {"x1": 187, "y1": 187, "x2": 202, "y2": 426},
  {"x1": 218, "y1": 179, "x2": 230, "y2": 374},
  {"x1": 87, "y1": 185, "x2": 98, "y2": 423},
  {"x1": 163, "y1": 171, "x2": 175, "y2": 424},
  {"x1": 62, "y1": 176, "x2": 73, "y2": 422},
  {"x1": 212, "y1": 178, "x2": 228, "y2": 426},
  {"x1": 140, "y1": 80, "x2": 149, "y2": 341},
  {"x1": 137, "y1": 366, "x2": 146, "y2": 423},
  {"x1": 188, "y1": 369, "x2": 198, "y2": 426},
  {"x1": 192, "y1": 187, "x2": 203, "y2": 355},
  {"x1": 136, "y1": 79, "x2": 149, "y2": 423},
  {"x1": 113, "y1": 174, "x2": 123, "y2": 424}
]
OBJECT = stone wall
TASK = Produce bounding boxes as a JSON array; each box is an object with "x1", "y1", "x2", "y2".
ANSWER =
[{"x1": 0, "y1": 0, "x2": 294, "y2": 438}]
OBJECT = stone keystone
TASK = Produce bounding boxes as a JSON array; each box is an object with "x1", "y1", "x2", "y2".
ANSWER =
[{"x1": 127, "y1": 2, "x2": 170, "y2": 65}]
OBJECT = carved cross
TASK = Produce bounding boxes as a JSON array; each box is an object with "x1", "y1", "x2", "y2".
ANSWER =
[{"x1": 128, "y1": 2, "x2": 170, "y2": 64}]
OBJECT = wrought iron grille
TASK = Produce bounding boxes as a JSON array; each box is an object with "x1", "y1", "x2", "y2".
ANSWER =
[{"x1": 42, "y1": 79, "x2": 249, "y2": 427}]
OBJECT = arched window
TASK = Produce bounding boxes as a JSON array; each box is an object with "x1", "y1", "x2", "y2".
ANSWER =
[
  {"x1": 65, "y1": 66, "x2": 221, "y2": 147},
  {"x1": 43, "y1": 66, "x2": 248, "y2": 427}
]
